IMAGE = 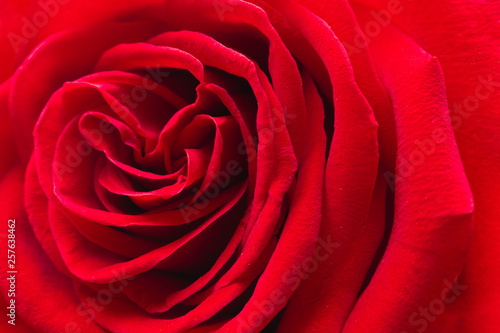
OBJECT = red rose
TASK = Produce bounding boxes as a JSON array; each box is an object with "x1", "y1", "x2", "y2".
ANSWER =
[{"x1": 0, "y1": 0, "x2": 499, "y2": 332}]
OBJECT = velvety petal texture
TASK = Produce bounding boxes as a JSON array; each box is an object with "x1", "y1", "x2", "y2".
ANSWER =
[{"x1": 0, "y1": 0, "x2": 497, "y2": 332}]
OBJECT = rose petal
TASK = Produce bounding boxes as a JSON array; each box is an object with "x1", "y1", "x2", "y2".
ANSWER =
[
  {"x1": 9, "y1": 20, "x2": 162, "y2": 161},
  {"x1": 341, "y1": 5, "x2": 474, "y2": 332},
  {"x1": 0, "y1": 163, "x2": 103, "y2": 333}
]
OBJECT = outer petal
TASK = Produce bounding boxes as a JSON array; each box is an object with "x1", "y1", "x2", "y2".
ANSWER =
[
  {"x1": 292, "y1": 0, "x2": 397, "y2": 170},
  {"x1": 0, "y1": 0, "x2": 164, "y2": 83},
  {"x1": 352, "y1": 1, "x2": 500, "y2": 331},
  {"x1": 0, "y1": 163, "x2": 104, "y2": 333},
  {"x1": 342, "y1": 5, "x2": 474, "y2": 332},
  {"x1": 251, "y1": 1, "x2": 380, "y2": 332}
]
